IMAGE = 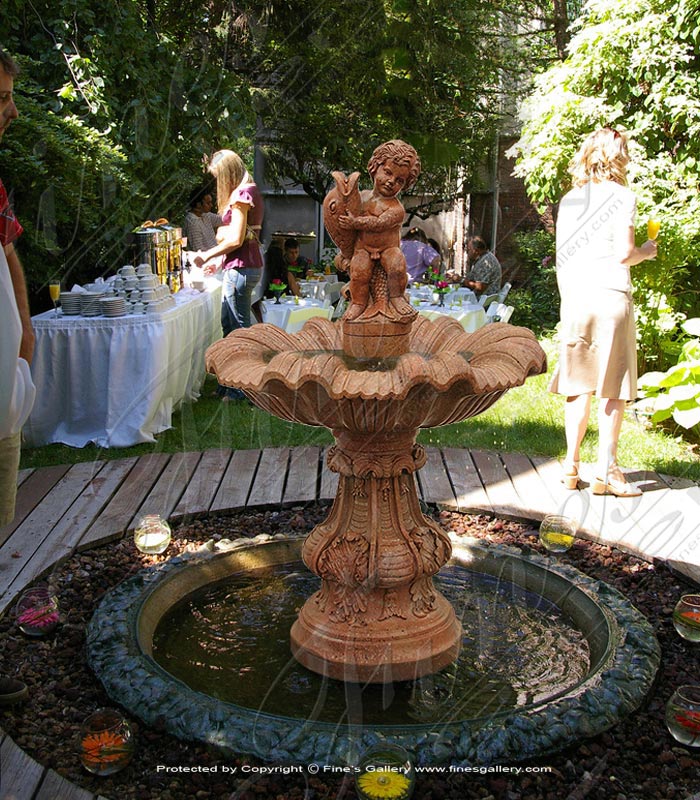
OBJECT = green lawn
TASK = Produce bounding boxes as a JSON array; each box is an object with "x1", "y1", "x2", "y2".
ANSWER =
[{"x1": 19, "y1": 340, "x2": 700, "y2": 481}]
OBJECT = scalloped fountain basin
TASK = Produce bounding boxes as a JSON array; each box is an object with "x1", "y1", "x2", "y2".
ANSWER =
[{"x1": 86, "y1": 534, "x2": 660, "y2": 766}]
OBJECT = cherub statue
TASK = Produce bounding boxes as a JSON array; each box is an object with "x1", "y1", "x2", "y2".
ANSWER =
[{"x1": 323, "y1": 140, "x2": 420, "y2": 322}]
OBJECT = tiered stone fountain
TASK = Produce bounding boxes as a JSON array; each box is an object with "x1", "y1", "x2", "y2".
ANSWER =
[{"x1": 206, "y1": 140, "x2": 546, "y2": 682}]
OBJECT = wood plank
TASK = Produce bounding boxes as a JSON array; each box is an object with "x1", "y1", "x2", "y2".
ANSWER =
[
  {"x1": 210, "y1": 449, "x2": 260, "y2": 512},
  {"x1": 469, "y1": 449, "x2": 522, "y2": 518},
  {"x1": 0, "y1": 461, "x2": 106, "y2": 605},
  {"x1": 529, "y1": 456, "x2": 603, "y2": 537},
  {"x1": 500, "y1": 452, "x2": 551, "y2": 520},
  {"x1": 0, "y1": 734, "x2": 45, "y2": 800},
  {"x1": 133, "y1": 451, "x2": 202, "y2": 525},
  {"x1": 319, "y1": 447, "x2": 339, "y2": 501},
  {"x1": 170, "y1": 448, "x2": 232, "y2": 520},
  {"x1": 8, "y1": 459, "x2": 137, "y2": 591},
  {"x1": 0, "y1": 464, "x2": 71, "y2": 548},
  {"x1": 247, "y1": 448, "x2": 289, "y2": 507},
  {"x1": 35, "y1": 769, "x2": 94, "y2": 800},
  {"x1": 418, "y1": 447, "x2": 455, "y2": 506},
  {"x1": 79, "y1": 454, "x2": 169, "y2": 548},
  {"x1": 283, "y1": 446, "x2": 320, "y2": 504},
  {"x1": 441, "y1": 447, "x2": 491, "y2": 513},
  {"x1": 16, "y1": 469, "x2": 33, "y2": 489}
]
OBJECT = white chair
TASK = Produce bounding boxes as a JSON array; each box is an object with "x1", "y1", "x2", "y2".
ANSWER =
[
  {"x1": 485, "y1": 301, "x2": 500, "y2": 321},
  {"x1": 500, "y1": 304, "x2": 514, "y2": 323},
  {"x1": 332, "y1": 296, "x2": 347, "y2": 319},
  {"x1": 321, "y1": 281, "x2": 343, "y2": 305},
  {"x1": 285, "y1": 305, "x2": 333, "y2": 333},
  {"x1": 478, "y1": 292, "x2": 500, "y2": 309},
  {"x1": 498, "y1": 281, "x2": 512, "y2": 303}
]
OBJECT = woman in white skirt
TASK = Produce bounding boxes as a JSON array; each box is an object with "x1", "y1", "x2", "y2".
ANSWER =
[{"x1": 551, "y1": 128, "x2": 657, "y2": 496}]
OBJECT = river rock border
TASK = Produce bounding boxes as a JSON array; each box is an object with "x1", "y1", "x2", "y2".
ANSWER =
[{"x1": 85, "y1": 532, "x2": 660, "y2": 767}]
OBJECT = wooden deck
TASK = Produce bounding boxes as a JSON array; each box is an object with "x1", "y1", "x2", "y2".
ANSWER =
[{"x1": 1, "y1": 446, "x2": 699, "y2": 798}]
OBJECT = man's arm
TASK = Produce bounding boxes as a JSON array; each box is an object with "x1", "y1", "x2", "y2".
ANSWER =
[{"x1": 4, "y1": 242, "x2": 34, "y2": 364}]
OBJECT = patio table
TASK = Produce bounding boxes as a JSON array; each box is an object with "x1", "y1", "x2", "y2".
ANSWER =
[{"x1": 23, "y1": 284, "x2": 222, "y2": 448}]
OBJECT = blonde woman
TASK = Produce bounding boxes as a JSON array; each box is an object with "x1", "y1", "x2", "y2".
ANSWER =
[
  {"x1": 551, "y1": 128, "x2": 657, "y2": 496},
  {"x1": 194, "y1": 150, "x2": 264, "y2": 334}
]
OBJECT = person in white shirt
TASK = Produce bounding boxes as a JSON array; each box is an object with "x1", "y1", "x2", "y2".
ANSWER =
[
  {"x1": 184, "y1": 185, "x2": 222, "y2": 252},
  {"x1": 0, "y1": 48, "x2": 36, "y2": 528},
  {"x1": 551, "y1": 128, "x2": 656, "y2": 497}
]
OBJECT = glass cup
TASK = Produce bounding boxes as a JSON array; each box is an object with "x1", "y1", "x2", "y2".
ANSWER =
[
  {"x1": 49, "y1": 281, "x2": 61, "y2": 317},
  {"x1": 134, "y1": 514, "x2": 171, "y2": 555},
  {"x1": 673, "y1": 594, "x2": 700, "y2": 642},
  {"x1": 80, "y1": 708, "x2": 135, "y2": 775},
  {"x1": 647, "y1": 218, "x2": 661, "y2": 241},
  {"x1": 15, "y1": 586, "x2": 59, "y2": 636},
  {"x1": 539, "y1": 514, "x2": 577, "y2": 553},
  {"x1": 666, "y1": 686, "x2": 700, "y2": 747},
  {"x1": 355, "y1": 744, "x2": 415, "y2": 800}
]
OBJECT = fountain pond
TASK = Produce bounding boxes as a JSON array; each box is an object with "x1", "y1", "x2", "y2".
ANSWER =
[{"x1": 86, "y1": 531, "x2": 660, "y2": 766}]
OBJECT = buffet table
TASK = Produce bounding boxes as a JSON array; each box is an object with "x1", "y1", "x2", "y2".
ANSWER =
[{"x1": 23, "y1": 285, "x2": 222, "y2": 448}]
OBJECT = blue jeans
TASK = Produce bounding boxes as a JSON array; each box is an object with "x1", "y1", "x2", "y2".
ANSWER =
[
  {"x1": 219, "y1": 267, "x2": 261, "y2": 399},
  {"x1": 221, "y1": 266, "x2": 261, "y2": 335}
]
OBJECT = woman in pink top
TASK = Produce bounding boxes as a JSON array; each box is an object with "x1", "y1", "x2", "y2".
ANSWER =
[{"x1": 194, "y1": 150, "x2": 264, "y2": 333}]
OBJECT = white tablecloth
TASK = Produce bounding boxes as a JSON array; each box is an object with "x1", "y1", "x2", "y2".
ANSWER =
[
  {"x1": 262, "y1": 297, "x2": 327, "y2": 330},
  {"x1": 24, "y1": 285, "x2": 222, "y2": 448}
]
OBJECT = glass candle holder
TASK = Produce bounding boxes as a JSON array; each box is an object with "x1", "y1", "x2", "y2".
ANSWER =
[
  {"x1": 673, "y1": 594, "x2": 700, "y2": 642},
  {"x1": 15, "y1": 586, "x2": 59, "y2": 636},
  {"x1": 355, "y1": 744, "x2": 415, "y2": 800},
  {"x1": 80, "y1": 708, "x2": 134, "y2": 775},
  {"x1": 539, "y1": 514, "x2": 577, "y2": 553},
  {"x1": 134, "y1": 514, "x2": 171, "y2": 555},
  {"x1": 666, "y1": 685, "x2": 700, "y2": 747}
]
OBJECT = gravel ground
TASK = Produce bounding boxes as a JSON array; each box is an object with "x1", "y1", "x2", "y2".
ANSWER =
[{"x1": 1, "y1": 505, "x2": 699, "y2": 800}]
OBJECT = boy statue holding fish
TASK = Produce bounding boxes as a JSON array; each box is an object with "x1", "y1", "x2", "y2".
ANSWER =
[{"x1": 324, "y1": 139, "x2": 420, "y2": 323}]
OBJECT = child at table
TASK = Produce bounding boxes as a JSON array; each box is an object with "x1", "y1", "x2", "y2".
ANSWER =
[{"x1": 337, "y1": 140, "x2": 420, "y2": 321}]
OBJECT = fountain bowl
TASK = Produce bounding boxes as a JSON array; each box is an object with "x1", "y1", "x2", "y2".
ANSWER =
[{"x1": 86, "y1": 532, "x2": 660, "y2": 767}]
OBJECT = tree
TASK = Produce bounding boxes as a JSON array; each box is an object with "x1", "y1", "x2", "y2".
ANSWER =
[
  {"x1": 509, "y1": 0, "x2": 700, "y2": 371},
  {"x1": 1, "y1": 0, "x2": 254, "y2": 295}
]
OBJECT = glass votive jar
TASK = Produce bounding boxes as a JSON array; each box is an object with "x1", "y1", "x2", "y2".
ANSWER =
[
  {"x1": 673, "y1": 594, "x2": 700, "y2": 642},
  {"x1": 133, "y1": 514, "x2": 171, "y2": 555},
  {"x1": 15, "y1": 586, "x2": 59, "y2": 636},
  {"x1": 80, "y1": 708, "x2": 134, "y2": 775},
  {"x1": 355, "y1": 744, "x2": 415, "y2": 800},
  {"x1": 539, "y1": 514, "x2": 577, "y2": 554},
  {"x1": 665, "y1": 686, "x2": 700, "y2": 747}
]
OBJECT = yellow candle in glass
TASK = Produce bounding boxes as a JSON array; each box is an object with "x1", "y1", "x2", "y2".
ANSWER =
[{"x1": 647, "y1": 219, "x2": 661, "y2": 240}]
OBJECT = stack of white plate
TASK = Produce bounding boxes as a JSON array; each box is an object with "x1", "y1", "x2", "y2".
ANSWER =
[
  {"x1": 99, "y1": 296, "x2": 127, "y2": 317},
  {"x1": 80, "y1": 292, "x2": 105, "y2": 316},
  {"x1": 60, "y1": 292, "x2": 82, "y2": 315}
]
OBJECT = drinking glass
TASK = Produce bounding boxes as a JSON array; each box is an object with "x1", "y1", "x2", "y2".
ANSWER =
[
  {"x1": 15, "y1": 586, "x2": 59, "y2": 636},
  {"x1": 539, "y1": 514, "x2": 577, "y2": 553},
  {"x1": 80, "y1": 708, "x2": 134, "y2": 775},
  {"x1": 355, "y1": 743, "x2": 415, "y2": 800},
  {"x1": 647, "y1": 219, "x2": 661, "y2": 240},
  {"x1": 673, "y1": 594, "x2": 700, "y2": 642},
  {"x1": 134, "y1": 514, "x2": 171, "y2": 555},
  {"x1": 666, "y1": 686, "x2": 700, "y2": 747},
  {"x1": 49, "y1": 281, "x2": 61, "y2": 317}
]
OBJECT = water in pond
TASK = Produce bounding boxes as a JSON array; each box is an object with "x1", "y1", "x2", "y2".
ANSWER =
[{"x1": 152, "y1": 562, "x2": 589, "y2": 726}]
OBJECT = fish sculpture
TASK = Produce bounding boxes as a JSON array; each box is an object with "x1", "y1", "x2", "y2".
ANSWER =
[{"x1": 322, "y1": 170, "x2": 361, "y2": 273}]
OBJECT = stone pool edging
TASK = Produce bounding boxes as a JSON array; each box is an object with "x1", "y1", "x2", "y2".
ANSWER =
[{"x1": 85, "y1": 531, "x2": 661, "y2": 767}]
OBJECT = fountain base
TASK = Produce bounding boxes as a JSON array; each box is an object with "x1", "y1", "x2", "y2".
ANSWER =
[{"x1": 290, "y1": 589, "x2": 461, "y2": 682}]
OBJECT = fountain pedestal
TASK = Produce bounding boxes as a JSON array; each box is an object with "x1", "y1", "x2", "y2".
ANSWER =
[{"x1": 291, "y1": 431, "x2": 461, "y2": 682}]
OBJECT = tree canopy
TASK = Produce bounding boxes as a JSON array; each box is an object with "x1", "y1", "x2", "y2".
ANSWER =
[{"x1": 2, "y1": 0, "x2": 571, "y2": 296}]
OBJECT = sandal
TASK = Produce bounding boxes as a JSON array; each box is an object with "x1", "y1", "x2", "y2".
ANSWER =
[
  {"x1": 561, "y1": 461, "x2": 582, "y2": 490},
  {"x1": 591, "y1": 464, "x2": 641, "y2": 497}
]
